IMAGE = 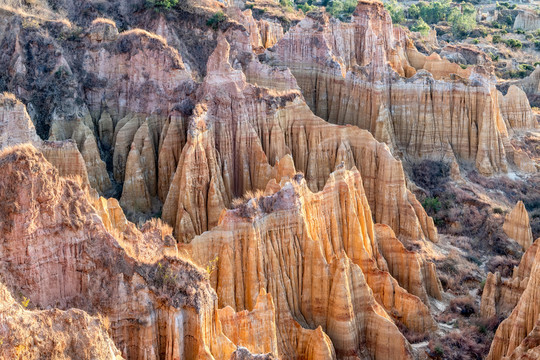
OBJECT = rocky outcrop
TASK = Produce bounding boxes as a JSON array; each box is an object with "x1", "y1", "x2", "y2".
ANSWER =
[
  {"x1": 499, "y1": 86, "x2": 538, "y2": 131},
  {"x1": 513, "y1": 10, "x2": 540, "y2": 31},
  {"x1": 487, "y1": 237, "x2": 540, "y2": 359},
  {"x1": 185, "y1": 165, "x2": 437, "y2": 359},
  {"x1": 504, "y1": 201, "x2": 534, "y2": 250},
  {"x1": 499, "y1": 67, "x2": 540, "y2": 108},
  {"x1": 257, "y1": 18, "x2": 284, "y2": 49},
  {"x1": 480, "y1": 239, "x2": 539, "y2": 319},
  {"x1": 269, "y1": 1, "x2": 517, "y2": 175},
  {"x1": 0, "y1": 144, "x2": 278, "y2": 360},
  {"x1": 0, "y1": 93, "x2": 92, "y2": 188},
  {"x1": 0, "y1": 281, "x2": 123, "y2": 360},
  {"x1": 162, "y1": 35, "x2": 438, "y2": 247}
]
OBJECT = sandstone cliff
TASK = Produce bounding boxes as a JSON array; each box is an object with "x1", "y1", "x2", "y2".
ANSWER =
[
  {"x1": 487, "y1": 236, "x2": 540, "y2": 359},
  {"x1": 184, "y1": 164, "x2": 439, "y2": 359},
  {"x1": 162, "y1": 34, "x2": 439, "y2": 248},
  {"x1": 504, "y1": 201, "x2": 534, "y2": 250},
  {"x1": 0, "y1": 144, "x2": 280, "y2": 360},
  {"x1": 0, "y1": 281, "x2": 123, "y2": 360},
  {"x1": 268, "y1": 1, "x2": 533, "y2": 175}
]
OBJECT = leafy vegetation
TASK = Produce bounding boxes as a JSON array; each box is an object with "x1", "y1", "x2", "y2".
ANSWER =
[
  {"x1": 326, "y1": 0, "x2": 358, "y2": 20},
  {"x1": 411, "y1": 18, "x2": 430, "y2": 35},
  {"x1": 207, "y1": 11, "x2": 226, "y2": 30},
  {"x1": 505, "y1": 38, "x2": 522, "y2": 49},
  {"x1": 145, "y1": 0, "x2": 178, "y2": 10},
  {"x1": 448, "y1": 3, "x2": 477, "y2": 38},
  {"x1": 384, "y1": 0, "x2": 405, "y2": 24}
]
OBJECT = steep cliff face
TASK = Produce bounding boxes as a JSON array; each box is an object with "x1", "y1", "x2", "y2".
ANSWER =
[
  {"x1": 487, "y1": 237, "x2": 540, "y2": 359},
  {"x1": 162, "y1": 35, "x2": 438, "y2": 247},
  {"x1": 0, "y1": 92, "x2": 92, "y2": 187},
  {"x1": 513, "y1": 9, "x2": 540, "y2": 31},
  {"x1": 0, "y1": 144, "x2": 279, "y2": 360},
  {"x1": 0, "y1": 282, "x2": 123, "y2": 360},
  {"x1": 183, "y1": 164, "x2": 439, "y2": 359},
  {"x1": 268, "y1": 1, "x2": 532, "y2": 175},
  {"x1": 504, "y1": 201, "x2": 534, "y2": 250}
]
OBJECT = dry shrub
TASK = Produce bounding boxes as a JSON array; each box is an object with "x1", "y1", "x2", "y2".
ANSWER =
[
  {"x1": 395, "y1": 318, "x2": 430, "y2": 343},
  {"x1": 428, "y1": 325, "x2": 492, "y2": 360},
  {"x1": 449, "y1": 296, "x2": 477, "y2": 317},
  {"x1": 486, "y1": 255, "x2": 519, "y2": 278}
]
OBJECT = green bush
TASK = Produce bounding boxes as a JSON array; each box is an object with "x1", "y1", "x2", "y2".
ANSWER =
[
  {"x1": 534, "y1": 40, "x2": 540, "y2": 50},
  {"x1": 492, "y1": 34, "x2": 501, "y2": 43},
  {"x1": 411, "y1": 18, "x2": 430, "y2": 36},
  {"x1": 519, "y1": 63, "x2": 535, "y2": 71},
  {"x1": 472, "y1": 38, "x2": 479, "y2": 44},
  {"x1": 326, "y1": 0, "x2": 358, "y2": 19},
  {"x1": 422, "y1": 197, "x2": 442, "y2": 214},
  {"x1": 207, "y1": 11, "x2": 226, "y2": 30},
  {"x1": 515, "y1": 28, "x2": 525, "y2": 34},
  {"x1": 505, "y1": 38, "x2": 522, "y2": 48},
  {"x1": 146, "y1": 0, "x2": 178, "y2": 10},
  {"x1": 448, "y1": 4, "x2": 477, "y2": 37},
  {"x1": 384, "y1": 0, "x2": 405, "y2": 24},
  {"x1": 491, "y1": 53, "x2": 499, "y2": 61},
  {"x1": 408, "y1": 4, "x2": 420, "y2": 19},
  {"x1": 417, "y1": 0, "x2": 452, "y2": 24}
]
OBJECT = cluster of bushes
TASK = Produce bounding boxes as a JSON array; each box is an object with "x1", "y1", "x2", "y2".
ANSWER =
[
  {"x1": 145, "y1": 0, "x2": 178, "y2": 10},
  {"x1": 207, "y1": 11, "x2": 226, "y2": 30}
]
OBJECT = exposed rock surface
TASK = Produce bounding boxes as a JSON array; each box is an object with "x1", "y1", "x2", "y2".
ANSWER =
[
  {"x1": 0, "y1": 144, "x2": 275, "y2": 360},
  {"x1": 162, "y1": 35, "x2": 438, "y2": 247},
  {"x1": 0, "y1": 282, "x2": 123, "y2": 360},
  {"x1": 0, "y1": 92, "x2": 91, "y2": 187},
  {"x1": 185, "y1": 166, "x2": 437, "y2": 359},
  {"x1": 513, "y1": 9, "x2": 540, "y2": 31},
  {"x1": 487, "y1": 236, "x2": 540, "y2": 359},
  {"x1": 504, "y1": 201, "x2": 534, "y2": 250},
  {"x1": 268, "y1": 1, "x2": 532, "y2": 175}
]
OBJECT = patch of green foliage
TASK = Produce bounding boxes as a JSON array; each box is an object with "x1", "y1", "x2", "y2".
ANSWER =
[
  {"x1": 207, "y1": 11, "x2": 226, "y2": 30},
  {"x1": 384, "y1": 0, "x2": 405, "y2": 24},
  {"x1": 146, "y1": 0, "x2": 178, "y2": 10},
  {"x1": 411, "y1": 18, "x2": 430, "y2": 36},
  {"x1": 448, "y1": 3, "x2": 477, "y2": 38},
  {"x1": 422, "y1": 197, "x2": 442, "y2": 215},
  {"x1": 492, "y1": 34, "x2": 501, "y2": 43},
  {"x1": 326, "y1": 0, "x2": 358, "y2": 20},
  {"x1": 505, "y1": 38, "x2": 522, "y2": 49},
  {"x1": 417, "y1": 0, "x2": 452, "y2": 24}
]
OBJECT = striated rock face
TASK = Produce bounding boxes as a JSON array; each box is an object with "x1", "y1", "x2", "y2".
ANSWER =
[
  {"x1": 162, "y1": 35, "x2": 438, "y2": 247},
  {"x1": 481, "y1": 239, "x2": 539, "y2": 320},
  {"x1": 499, "y1": 86, "x2": 538, "y2": 131},
  {"x1": 513, "y1": 10, "x2": 540, "y2": 31},
  {"x1": 487, "y1": 236, "x2": 540, "y2": 359},
  {"x1": 0, "y1": 93, "x2": 41, "y2": 148},
  {"x1": 0, "y1": 281, "x2": 123, "y2": 360},
  {"x1": 185, "y1": 165, "x2": 437, "y2": 359},
  {"x1": 0, "y1": 144, "x2": 279, "y2": 360},
  {"x1": 268, "y1": 1, "x2": 524, "y2": 175},
  {"x1": 504, "y1": 201, "x2": 534, "y2": 250},
  {"x1": 0, "y1": 92, "x2": 92, "y2": 188}
]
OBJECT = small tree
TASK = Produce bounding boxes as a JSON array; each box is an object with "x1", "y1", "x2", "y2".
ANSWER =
[
  {"x1": 146, "y1": 0, "x2": 178, "y2": 10},
  {"x1": 385, "y1": 0, "x2": 405, "y2": 24},
  {"x1": 411, "y1": 18, "x2": 430, "y2": 36}
]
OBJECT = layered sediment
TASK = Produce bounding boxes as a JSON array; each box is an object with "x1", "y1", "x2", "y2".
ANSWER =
[{"x1": 268, "y1": 1, "x2": 536, "y2": 175}]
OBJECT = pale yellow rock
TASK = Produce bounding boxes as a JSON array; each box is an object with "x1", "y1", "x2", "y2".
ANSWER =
[
  {"x1": 499, "y1": 86, "x2": 538, "y2": 130},
  {"x1": 186, "y1": 166, "x2": 437, "y2": 359},
  {"x1": 0, "y1": 281, "x2": 123, "y2": 360},
  {"x1": 504, "y1": 201, "x2": 534, "y2": 250},
  {"x1": 271, "y1": 1, "x2": 510, "y2": 176},
  {"x1": 488, "y1": 237, "x2": 540, "y2": 359}
]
